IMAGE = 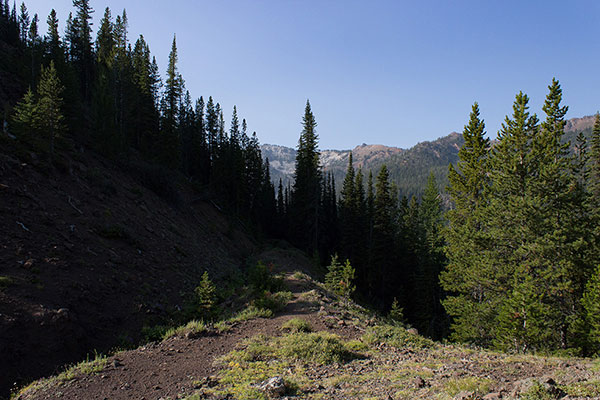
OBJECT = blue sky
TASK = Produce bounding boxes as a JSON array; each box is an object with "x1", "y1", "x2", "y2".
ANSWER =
[{"x1": 23, "y1": 0, "x2": 600, "y2": 149}]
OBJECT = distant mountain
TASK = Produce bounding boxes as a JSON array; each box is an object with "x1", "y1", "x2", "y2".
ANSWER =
[
  {"x1": 564, "y1": 115, "x2": 596, "y2": 146},
  {"x1": 262, "y1": 133, "x2": 463, "y2": 200},
  {"x1": 262, "y1": 115, "x2": 596, "y2": 200}
]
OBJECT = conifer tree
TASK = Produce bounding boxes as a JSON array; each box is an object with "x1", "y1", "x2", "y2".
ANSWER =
[
  {"x1": 290, "y1": 100, "x2": 322, "y2": 254},
  {"x1": 414, "y1": 173, "x2": 446, "y2": 337},
  {"x1": 18, "y1": 2, "x2": 28, "y2": 44},
  {"x1": 371, "y1": 165, "x2": 396, "y2": 305},
  {"x1": 71, "y1": 0, "x2": 94, "y2": 101},
  {"x1": 11, "y1": 88, "x2": 38, "y2": 140},
  {"x1": 36, "y1": 61, "x2": 65, "y2": 160},
  {"x1": 160, "y1": 35, "x2": 183, "y2": 168},
  {"x1": 45, "y1": 9, "x2": 64, "y2": 65},
  {"x1": 340, "y1": 153, "x2": 356, "y2": 261},
  {"x1": 582, "y1": 265, "x2": 600, "y2": 352},
  {"x1": 441, "y1": 103, "x2": 492, "y2": 344}
]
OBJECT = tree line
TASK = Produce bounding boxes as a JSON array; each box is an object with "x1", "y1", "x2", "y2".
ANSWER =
[
  {"x1": 278, "y1": 84, "x2": 600, "y2": 355},
  {"x1": 2, "y1": 0, "x2": 276, "y2": 232},
  {"x1": 443, "y1": 81, "x2": 600, "y2": 354}
]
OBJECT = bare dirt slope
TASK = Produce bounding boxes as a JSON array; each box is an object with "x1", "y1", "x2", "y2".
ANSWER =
[{"x1": 0, "y1": 146, "x2": 254, "y2": 397}]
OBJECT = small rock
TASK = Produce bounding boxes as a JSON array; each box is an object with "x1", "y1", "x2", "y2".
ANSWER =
[
  {"x1": 413, "y1": 376, "x2": 427, "y2": 388},
  {"x1": 453, "y1": 391, "x2": 475, "y2": 400},
  {"x1": 23, "y1": 258, "x2": 35, "y2": 269},
  {"x1": 407, "y1": 328, "x2": 419, "y2": 335},
  {"x1": 256, "y1": 376, "x2": 286, "y2": 397},
  {"x1": 185, "y1": 330, "x2": 203, "y2": 340},
  {"x1": 482, "y1": 393, "x2": 502, "y2": 400}
]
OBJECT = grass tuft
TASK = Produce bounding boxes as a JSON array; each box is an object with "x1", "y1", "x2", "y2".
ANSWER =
[
  {"x1": 162, "y1": 320, "x2": 207, "y2": 340},
  {"x1": 229, "y1": 305, "x2": 273, "y2": 323},
  {"x1": 281, "y1": 318, "x2": 312, "y2": 333},
  {"x1": 0, "y1": 276, "x2": 14, "y2": 288},
  {"x1": 363, "y1": 324, "x2": 435, "y2": 349},
  {"x1": 444, "y1": 376, "x2": 492, "y2": 397}
]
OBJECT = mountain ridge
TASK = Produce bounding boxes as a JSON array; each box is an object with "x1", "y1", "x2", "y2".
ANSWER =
[{"x1": 263, "y1": 115, "x2": 595, "y2": 199}]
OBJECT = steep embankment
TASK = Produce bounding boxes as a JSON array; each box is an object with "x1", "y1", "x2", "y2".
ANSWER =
[
  {"x1": 14, "y1": 247, "x2": 600, "y2": 400},
  {"x1": 0, "y1": 142, "x2": 255, "y2": 397}
]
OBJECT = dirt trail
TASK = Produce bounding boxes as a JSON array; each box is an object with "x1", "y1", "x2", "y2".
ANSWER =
[
  {"x1": 18, "y1": 252, "x2": 360, "y2": 400},
  {"x1": 15, "y1": 249, "x2": 600, "y2": 400}
]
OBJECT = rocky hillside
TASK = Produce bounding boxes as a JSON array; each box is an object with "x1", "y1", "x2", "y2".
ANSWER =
[
  {"x1": 264, "y1": 115, "x2": 597, "y2": 199},
  {"x1": 0, "y1": 136, "x2": 256, "y2": 398},
  {"x1": 13, "y1": 247, "x2": 600, "y2": 400}
]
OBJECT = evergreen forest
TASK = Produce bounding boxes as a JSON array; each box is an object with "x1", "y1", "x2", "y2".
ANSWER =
[{"x1": 2, "y1": 0, "x2": 600, "y2": 357}]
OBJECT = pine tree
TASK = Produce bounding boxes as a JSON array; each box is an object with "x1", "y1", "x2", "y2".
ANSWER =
[
  {"x1": 582, "y1": 265, "x2": 600, "y2": 353},
  {"x1": 290, "y1": 100, "x2": 322, "y2": 254},
  {"x1": 11, "y1": 88, "x2": 38, "y2": 140},
  {"x1": 45, "y1": 9, "x2": 64, "y2": 65},
  {"x1": 36, "y1": 61, "x2": 65, "y2": 160},
  {"x1": 18, "y1": 2, "x2": 29, "y2": 44},
  {"x1": 131, "y1": 35, "x2": 159, "y2": 155},
  {"x1": 92, "y1": 7, "x2": 117, "y2": 155},
  {"x1": 371, "y1": 165, "x2": 397, "y2": 305},
  {"x1": 160, "y1": 35, "x2": 183, "y2": 168},
  {"x1": 441, "y1": 103, "x2": 492, "y2": 344},
  {"x1": 415, "y1": 173, "x2": 447, "y2": 338},
  {"x1": 194, "y1": 271, "x2": 217, "y2": 320},
  {"x1": 339, "y1": 153, "x2": 356, "y2": 261},
  {"x1": 325, "y1": 254, "x2": 355, "y2": 302},
  {"x1": 71, "y1": 0, "x2": 94, "y2": 101}
]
